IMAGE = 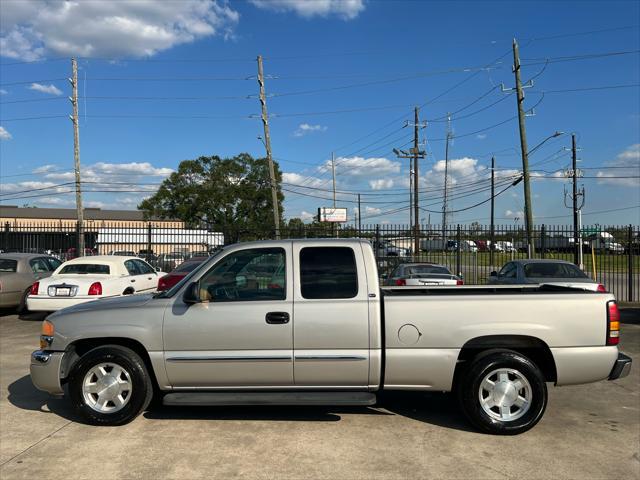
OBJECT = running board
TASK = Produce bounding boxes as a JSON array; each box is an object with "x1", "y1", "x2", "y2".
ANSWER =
[{"x1": 162, "y1": 391, "x2": 377, "y2": 407}]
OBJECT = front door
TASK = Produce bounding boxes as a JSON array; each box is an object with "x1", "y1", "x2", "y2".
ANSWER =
[
  {"x1": 292, "y1": 244, "x2": 370, "y2": 387},
  {"x1": 163, "y1": 245, "x2": 293, "y2": 387}
]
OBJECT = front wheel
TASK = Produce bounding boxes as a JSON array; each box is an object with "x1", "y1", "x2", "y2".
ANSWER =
[
  {"x1": 457, "y1": 351, "x2": 547, "y2": 435},
  {"x1": 68, "y1": 345, "x2": 153, "y2": 426}
]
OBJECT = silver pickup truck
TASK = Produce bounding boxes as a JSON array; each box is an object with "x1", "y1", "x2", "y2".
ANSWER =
[{"x1": 30, "y1": 239, "x2": 631, "y2": 435}]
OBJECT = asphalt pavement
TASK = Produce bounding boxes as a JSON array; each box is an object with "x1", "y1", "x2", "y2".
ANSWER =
[{"x1": 0, "y1": 309, "x2": 638, "y2": 479}]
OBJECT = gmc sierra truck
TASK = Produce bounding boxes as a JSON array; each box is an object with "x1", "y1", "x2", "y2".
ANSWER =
[{"x1": 30, "y1": 239, "x2": 631, "y2": 435}]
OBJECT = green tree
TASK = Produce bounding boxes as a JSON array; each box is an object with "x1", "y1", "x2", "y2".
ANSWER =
[{"x1": 138, "y1": 153, "x2": 283, "y2": 242}]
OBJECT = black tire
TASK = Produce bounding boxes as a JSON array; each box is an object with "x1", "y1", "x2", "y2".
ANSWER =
[
  {"x1": 457, "y1": 350, "x2": 547, "y2": 435},
  {"x1": 16, "y1": 288, "x2": 30, "y2": 314},
  {"x1": 68, "y1": 345, "x2": 153, "y2": 426}
]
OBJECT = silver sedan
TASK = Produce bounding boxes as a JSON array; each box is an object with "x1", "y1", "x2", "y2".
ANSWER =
[
  {"x1": 384, "y1": 263, "x2": 463, "y2": 286},
  {"x1": 0, "y1": 253, "x2": 62, "y2": 312},
  {"x1": 488, "y1": 259, "x2": 605, "y2": 291}
]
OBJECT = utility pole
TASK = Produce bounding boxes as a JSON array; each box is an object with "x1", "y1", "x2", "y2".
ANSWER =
[
  {"x1": 69, "y1": 58, "x2": 84, "y2": 256},
  {"x1": 564, "y1": 134, "x2": 585, "y2": 269},
  {"x1": 331, "y1": 152, "x2": 338, "y2": 238},
  {"x1": 257, "y1": 55, "x2": 281, "y2": 239},
  {"x1": 357, "y1": 193, "x2": 362, "y2": 234},
  {"x1": 394, "y1": 107, "x2": 425, "y2": 255},
  {"x1": 442, "y1": 113, "x2": 451, "y2": 242},
  {"x1": 508, "y1": 39, "x2": 535, "y2": 257},
  {"x1": 490, "y1": 156, "x2": 496, "y2": 267}
]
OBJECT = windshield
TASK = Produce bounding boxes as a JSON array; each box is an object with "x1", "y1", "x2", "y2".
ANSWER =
[
  {"x1": 173, "y1": 260, "x2": 205, "y2": 273},
  {"x1": 59, "y1": 264, "x2": 111, "y2": 274},
  {"x1": 405, "y1": 265, "x2": 451, "y2": 275},
  {"x1": 154, "y1": 248, "x2": 224, "y2": 298},
  {"x1": 524, "y1": 262, "x2": 588, "y2": 279}
]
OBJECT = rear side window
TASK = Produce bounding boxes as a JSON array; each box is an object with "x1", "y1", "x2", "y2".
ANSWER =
[
  {"x1": 59, "y1": 264, "x2": 110, "y2": 274},
  {"x1": 0, "y1": 259, "x2": 18, "y2": 272},
  {"x1": 30, "y1": 258, "x2": 50, "y2": 273},
  {"x1": 300, "y1": 247, "x2": 358, "y2": 299}
]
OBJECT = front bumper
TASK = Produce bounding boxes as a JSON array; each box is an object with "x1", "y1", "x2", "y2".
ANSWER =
[
  {"x1": 608, "y1": 352, "x2": 632, "y2": 380},
  {"x1": 30, "y1": 350, "x2": 65, "y2": 395}
]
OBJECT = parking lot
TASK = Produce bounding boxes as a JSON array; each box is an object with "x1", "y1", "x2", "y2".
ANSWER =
[{"x1": 1, "y1": 309, "x2": 638, "y2": 479}]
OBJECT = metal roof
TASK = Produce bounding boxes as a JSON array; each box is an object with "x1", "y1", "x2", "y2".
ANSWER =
[{"x1": 0, "y1": 205, "x2": 176, "y2": 222}]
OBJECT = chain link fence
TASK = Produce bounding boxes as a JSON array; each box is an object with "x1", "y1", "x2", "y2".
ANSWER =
[{"x1": 2, "y1": 221, "x2": 638, "y2": 302}]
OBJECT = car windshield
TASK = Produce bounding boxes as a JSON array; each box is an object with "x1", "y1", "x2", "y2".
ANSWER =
[
  {"x1": 173, "y1": 260, "x2": 205, "y2": 273},
  {"x1": 0, "y1": 259, "x2": 18, "y2": 272},
  {"x1": 59, "y1": 264, "x2": 111, "y2": 274},
  {"x1": 523, "y1": 263, "x2": 588, "y2": 279},
  {"x1": 405, "y1": 265, "x2": 451, "y2": 275}
]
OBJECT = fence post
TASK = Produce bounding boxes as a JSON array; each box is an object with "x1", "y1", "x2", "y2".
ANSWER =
[
  {"x1": 147, "y1": 223, "x2": 152, "y2": 255},
  {"x1": 628, "y1": 225, "x2": 634, "y2": 303},
  {"x1": 3, "y1": 222, "x2": 9, "y2": 251},
  {"x1": 540, "y1": 224, "x2": 546, "y2": 259},
  {"x1": 456, "y1": 224, "x2": 461, "y2": 276}
]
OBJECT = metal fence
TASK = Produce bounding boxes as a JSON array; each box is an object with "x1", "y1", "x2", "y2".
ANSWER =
[{"x1": 2, "y1": 221, "x2": 638, "y2": 302}]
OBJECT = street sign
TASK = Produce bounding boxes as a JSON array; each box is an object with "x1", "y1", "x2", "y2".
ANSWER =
[{"x1": 318, "y1": 207, "x2": 347, "y2": 223}]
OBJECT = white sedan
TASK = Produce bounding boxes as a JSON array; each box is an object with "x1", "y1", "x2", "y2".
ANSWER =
[{"x1": 27, "y1": 256, "x2": 165, "y2": 312}]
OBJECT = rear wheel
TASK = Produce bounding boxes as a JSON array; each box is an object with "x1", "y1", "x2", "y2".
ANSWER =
[
  {"x1": 16, "y1": 288, "x2": 30, "y2": 314},
  {"x1": 68, "y1": 345, "x2": 153, "y2": 426},
  {"x1": 457, "y1": 351, "x2": 547, "y2": 435}
]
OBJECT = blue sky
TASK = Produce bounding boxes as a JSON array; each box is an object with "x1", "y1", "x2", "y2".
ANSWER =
[{"x1": 1, "y1": 0, "x2": 639, "y2": 226}]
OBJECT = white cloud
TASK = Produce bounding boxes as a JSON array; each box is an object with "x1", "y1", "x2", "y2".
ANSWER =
[
  {"x1": 32, "y1": 164, "x2": 58, "y2": 174},
  {"x1": 0, "y1": 1, "x2": 239, "y2": 61},
  {"x1": 250, "y1": 0, "x2": 365, "y2": 19},
  {"x1": 596, "y1": 144, "x2": 640, "y2": 188},
  {"x1": 282, "y1": 172, "x2": 327, "y2": 188},
  {"x1": 369, "y1": 178, "x2": 394, "y2": 190},
  {"x1": 476, "y1": 134, "x2": 487, "y2": 140},
  {"x1": 293, "y1": 123, "x2": 327, "y2": 137},
  {"x1": 0, "y1": 89, "x2": 7, "y2": 95},
  {"x1": 504, "y1": 209, "x2": 524, "y2": 219},
  {"x1": 28, "y1": 82, "x2": 62, "y2": 95},
  {"x1": 320, "y1": 156, "x2": 401, "y2": 177},
  {"x1": 300, "y1": 210, "x2": 315, "y2": 221},
  {"x1": 0, "y1": 126, "x2": 12, "y2": 140}
]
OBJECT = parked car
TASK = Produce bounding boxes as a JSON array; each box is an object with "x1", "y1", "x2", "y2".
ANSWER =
[
  {"x1": 27, "y1": 256, "x2": 165, "y2": 312},
  {"x1": 0, "y1": 253, "x2": 62, "y2": 312},
  {"x1": 157, "y1": 252, "x2": 186, "y2": 272},
  {"x1": 488, "y1": 259, "x2": 606, "y2": 291},
  {"x1": 30, "y1": 239, "x2": 630, "y2": 434},
  {"x1": 384, "y1": 263, "x2": 463, "y2": 286},
  {"x1": 373, "y1": 239, "x2": 411, "y2": 257},
  {"x1": 494, "y1": 241, "x2": 516, "y2": 253},
  {"x1": 157, "y1": 256, "x2": 209, "y2": 291}
]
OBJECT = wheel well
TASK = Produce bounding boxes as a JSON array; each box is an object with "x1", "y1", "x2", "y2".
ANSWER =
[
  {"x1": 62, "y1": 337, "x2": 159, "y2": 390},
  {"x1": 454, "y1": 335, "x2": 557, "y2": 384},
  {"x1": 122, "y1": 287, "x2": 135, "y2": 295}
]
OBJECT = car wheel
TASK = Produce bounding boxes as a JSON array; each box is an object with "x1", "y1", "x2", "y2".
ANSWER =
[
  {"x1": 457, "y1": 350, "x2": 547, "y2": 435},
  {"x1": 16, "y1": 288, "x2": 30, "y2": 314},
  {"x1": 68, "y1": 345, "x2": 153, "y2": 426}
]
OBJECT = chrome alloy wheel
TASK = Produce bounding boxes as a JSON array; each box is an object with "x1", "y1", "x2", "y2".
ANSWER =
[
  {"x1": 478, "y1": 368, "x2": 532, "y2": 422},
  {"x1": 82, "y1": 363, "x2": 133, "y2": 413}
]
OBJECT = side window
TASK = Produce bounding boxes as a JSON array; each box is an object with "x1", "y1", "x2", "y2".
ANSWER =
[
  {"x1": 30, "y1": 258, "x2": 49, "y2": 273},
  {"x1": 45, "y1": 257, "x2": 62, "y2": 271},
  {"x1": 498, "y1": 263, "x2": 516, "y2": 278},
  {"x1": 134, "y1": 259, "x2": 154, "y2": 274},
  {"x1": 198, "y1": 248, "x2": 286, "y2": 302},
  {"x1": 124, "y1": 260, "x2": 140, "y2": 275},
  {"x1": 300, "y1": 247, "x2": 358, "y2": 299}
]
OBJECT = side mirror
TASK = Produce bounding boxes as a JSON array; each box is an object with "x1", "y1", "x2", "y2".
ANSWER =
[
  {"x1": 490, "y1": 271, "x2": 497, "y2": 277},
  {"x1": 183, "y1": 282, "x2": 201, "y2": 304},
  {"x1": 155, "y1": 266, "x2": 161, "y2": 272},
  {"x1": 380, "y1": 273, "x2": 388, "y2": 280}
]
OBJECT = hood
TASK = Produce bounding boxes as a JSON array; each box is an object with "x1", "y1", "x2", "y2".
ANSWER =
[{"x1": 49, "y1": 292, "x2": 155, "y2": 318}]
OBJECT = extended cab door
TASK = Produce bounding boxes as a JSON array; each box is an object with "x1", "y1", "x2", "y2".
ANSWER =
[
  {"x1": 292, "y1": 243, "x2": 371, "y2": 387},
  {"x1": 163, "y1": 244, "x2": 294, "y2": 387}
]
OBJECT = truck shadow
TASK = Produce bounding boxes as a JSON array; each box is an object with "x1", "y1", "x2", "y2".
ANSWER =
[
  {"x1": 8, "y1": 375, "x2": 475, "y2": 432},
  {"x1": 7, "y1": 375, "x2": 80, "y2": 421},
  {"x1": 0, "y1": 308, "x2": 48, "y2": 321},
  {"x1": 143, "y1": 391, "x2": 475, "y2": 432}
]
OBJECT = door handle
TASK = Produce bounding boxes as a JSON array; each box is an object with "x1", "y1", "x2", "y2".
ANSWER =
[
  {"x1": 131, "y1": 279, "x2": 136, "y2": 283},
  {"x1": 265, "y1": 312, "x2": 290, "y2": 324}
]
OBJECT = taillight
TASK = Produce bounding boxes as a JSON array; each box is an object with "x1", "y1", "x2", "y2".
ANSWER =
[
  {"x1": 395, "y1": 279, "x2": 406, "y2": 286},
  {"x1": 456, "y1": 279, "x2": 464, "y2": 285},
  {"x1": 88, "y1": 282, "x2": 102, "y2": 295},
  {"x1": 158, "y1": 276, "x2": 168, "y2": 291},
  {"x1": 30, "y1": 282, "x2": 39, "y2": 295},
  {"x1": 607, "y1": 300, "x2": 620, "y2": 345},
  {"x1": 597, "y1": 284, "x2": 607, "y2": 293}
]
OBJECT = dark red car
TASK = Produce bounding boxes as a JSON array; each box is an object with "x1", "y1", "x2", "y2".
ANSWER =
[{"x1": 157, "y1": 257, "x2": 207, "y2": 291}]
